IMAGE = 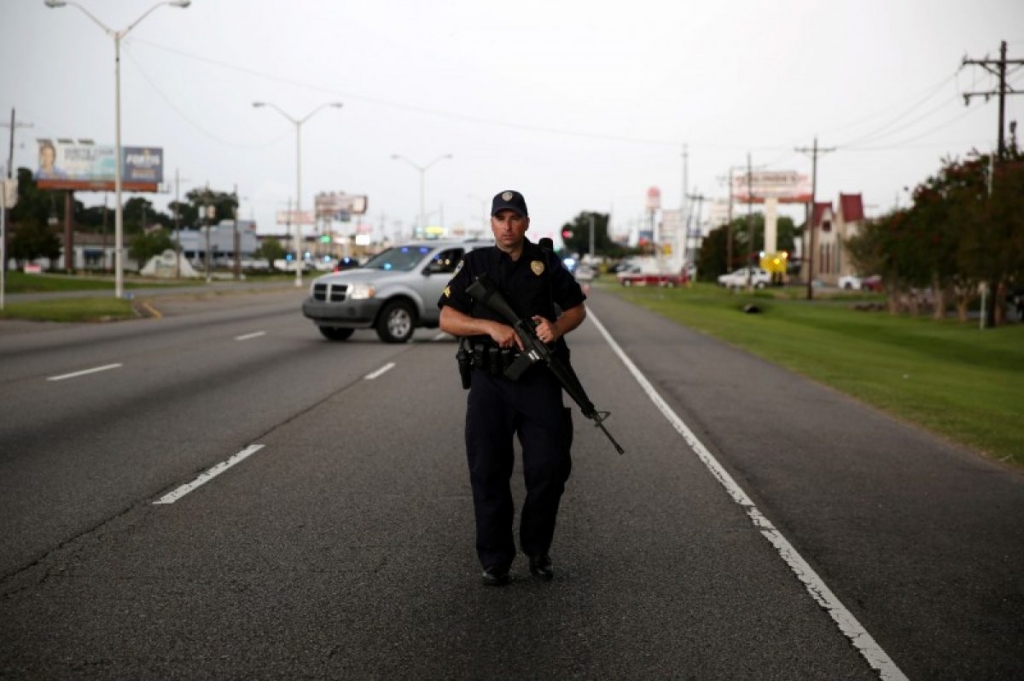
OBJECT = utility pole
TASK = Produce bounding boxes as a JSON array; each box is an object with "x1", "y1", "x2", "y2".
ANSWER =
[
  {"x1": 684, "y1": 191, "x2": 707, "y2": 269},
  {"x1": 232, "y1": 184, "x2": 240, "y2": 281},
  {"x1": 962, "y1": 41, "x2": 1023, "y2": 161},
  {"x1": 680, "y1": 143, "x2": 688, "y2": 226},
  {"x1": 745, "y1": 154, "x2": 755, "y2": 290},
  {"x1": 2, "y1": 109, "x2": 32, "y2": 276},
  {"x1": 795, "y1": 137, "x2": 836, "y2": 300},
  {"x1": 719, "y1": 162, "x2": 756, "y2": 274},
  {"x1": 173, "y1": 169, "x2": 184, "y2": 278},
  {"x1": 726, "y1": 172, "x2": 734, "y2": 273},
  {"x1": 203, "y1": 187, "x2": 214, "y2": 284},
  {"x1": 588, "y1": 213, "x2": 595, "y2": 258}
]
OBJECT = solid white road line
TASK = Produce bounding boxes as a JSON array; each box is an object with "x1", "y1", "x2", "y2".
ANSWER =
[
  {"x1": 152, "y1": 444, "x2": 265, "y2": 505},
  {"x1": 234, "y1": 331, "x2": 267, "y2": 341},
  {"x1": 364, "y1": 363, "x2": 395, "y2": 380},
  {"x1": 587, "y1": 310, "x2": 908, "y2": 681},
  {"x1": 47, "y1": 363, "x2": 123, "y2": 382}
]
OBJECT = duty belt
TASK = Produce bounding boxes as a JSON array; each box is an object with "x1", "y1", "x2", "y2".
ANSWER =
[
  {"x1": 456, "y1": 337, "x2": 522, "y2": 381},
  {"x1": 469, "y1": 341, "x2": 520, "y2": 374}
]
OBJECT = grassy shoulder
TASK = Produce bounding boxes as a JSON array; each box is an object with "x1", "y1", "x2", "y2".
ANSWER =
[
  {"x1": 594, "y1": 279, "x2": 1024, "y2": 468},
  {"x1": 0, "y1": 271, "x2": 300, "y2": 322},
  {"x1": 0, "y1": 297, "x2": 137, "y2": 322},
  {"x1": 2, "y1": 271, "x2": 196, "y2": 294}
]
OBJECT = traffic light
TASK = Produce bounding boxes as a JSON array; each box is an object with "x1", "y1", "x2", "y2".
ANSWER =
[{"x1": 562, "y1": 228, "x2": 573, "y2": 239}]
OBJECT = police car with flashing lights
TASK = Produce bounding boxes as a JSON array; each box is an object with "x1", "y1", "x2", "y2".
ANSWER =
[{"x1": 301, "y1": 239, "x2": 493, "y2": 343}]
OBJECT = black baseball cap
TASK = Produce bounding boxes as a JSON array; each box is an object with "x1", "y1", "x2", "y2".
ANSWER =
[{"x1": 491, "y1": 190, "x2": 528, "y2": 217}]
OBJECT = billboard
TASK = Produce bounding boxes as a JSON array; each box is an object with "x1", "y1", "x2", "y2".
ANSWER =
[
  {"x1": 315, "y1": 191, "x2": 369, "y2": 219},
  {"x1": 732, "y1": 170, "x2": 811, "y2": 204},
  {"x1": 275, "y1": 210, "x2": 315, "y2": 226},
  {"x1": 645, "y1": 186, "x2": 661, "y2": 211},
  {"x1": 34, "y1": 140, "x2": 162, "y2": 192}
]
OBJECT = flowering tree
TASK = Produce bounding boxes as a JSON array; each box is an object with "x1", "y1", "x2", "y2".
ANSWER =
[{"x1": 847, "y1": 143, "x2": 1024, "y2": 325}]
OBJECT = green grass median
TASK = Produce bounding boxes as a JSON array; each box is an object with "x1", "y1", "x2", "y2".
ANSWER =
[
  {"x1": 0, "y1": 297, "x2": 137, "y2": 322},
  {"x1": 596, "y1": 280, "x2": 1024, "y2": 467},
  {"x1": 2, "y1": 271, "x2": 197, "y2": 294}
]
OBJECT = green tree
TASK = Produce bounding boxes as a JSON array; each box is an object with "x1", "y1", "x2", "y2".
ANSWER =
[
  {"x1": 186, "y1": 187, "x2": 238, "y2": 226},
  {"x1": 10, "y1": 219, "x2": 61, "y2": 267},
  {"x1": 847, "y1": 209, "x2": 934, "y2": 314},
  {"x1": 695, "y1": 224, "x2": 729, "y2": 281},
  {"x1": 129, "y1": 228, "x2": 174, "y2": 267},
  {"x1": 8, "y1": 168, "x2": 63, "y2": 267},
  {"x1": 168, "y1": 199, "x2": 197, "y2": 229},
  {"x1": 122, "y1": 197, "x2": 157, "y2": 234},
  {"x1": 958, "y1": 147, "x2": 1024, "y2": 325},
  {"x1": 11, "y1": 168, "x2": 60, "y2": 227},
  {"x1": 904, "y1": 154, "x2": 988, "y2": 320},
  {"x1": 255, "y1": 238, "x2": 286, "y2": 263},
  {"x1": 76, "y1": 201, "x2": 111, "y2": 232},
  {"x1": 701, "y1": 213, "x2": 798, "y2": 276},
  {"x1": 559, "y1": 212, "x2": 617, "y2": 256}
]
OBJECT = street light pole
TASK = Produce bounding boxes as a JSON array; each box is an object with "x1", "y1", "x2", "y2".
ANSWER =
[
  {"x1": 252, "y1": 101, "x2": 342, "y2": 287},
  {"x1": 45, "y1": 0, "x2": 190, "y2": 299},
  {"x1": 391, "y1": 154, "x2": 453, "y2": 234}
]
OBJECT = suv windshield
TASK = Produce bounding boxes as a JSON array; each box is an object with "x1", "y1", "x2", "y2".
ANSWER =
[{"x1": 361, "y1": 245, "x2": 434, "y2": 272}]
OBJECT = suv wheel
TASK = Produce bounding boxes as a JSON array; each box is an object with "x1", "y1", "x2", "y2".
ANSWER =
[
  {"x1": 376, "y1": 300, "x2": 416, "y2": 343},
  {"x1": 319, "y1": 326, "x2": 354, "y2": 341}
]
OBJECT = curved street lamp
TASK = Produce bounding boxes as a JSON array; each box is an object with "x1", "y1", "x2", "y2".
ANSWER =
[
  {"x1": 45, "y1": 0, "x2": 191, "y2": 299},
  {"x1": 253, "y1": 102, "x2": 342, "y2": 287},
  {"x1": 391, "y1": 154, "x2": 453, "y2": 233}
]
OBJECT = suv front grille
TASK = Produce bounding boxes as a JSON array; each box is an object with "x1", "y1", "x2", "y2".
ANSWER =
[{"x1": 312, "y1": 283, "x2": 348, "y2": 302}]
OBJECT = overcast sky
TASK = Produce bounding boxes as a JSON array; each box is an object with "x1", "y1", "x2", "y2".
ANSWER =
[{"x1": 3, "y1": 0, "x2": 1023, "y2": 244}]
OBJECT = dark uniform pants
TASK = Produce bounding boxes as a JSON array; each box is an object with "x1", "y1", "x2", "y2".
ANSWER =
[{"x1": 465, "y1": 367, "x2": 573, "y2": 569}]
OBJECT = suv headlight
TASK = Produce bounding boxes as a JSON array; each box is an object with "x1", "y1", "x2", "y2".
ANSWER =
[{"x1": 348, "y1": 283, "x2": 376, "y2": 300}]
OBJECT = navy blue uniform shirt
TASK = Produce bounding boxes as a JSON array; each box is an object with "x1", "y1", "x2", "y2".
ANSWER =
[{"x1": 439, "y1": 239, "x2": 586, "y2": 359}]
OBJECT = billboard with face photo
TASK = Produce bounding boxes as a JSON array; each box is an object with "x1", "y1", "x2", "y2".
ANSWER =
[{"x1": 34, "y1": 140, "x2": 161, "y2": 192}]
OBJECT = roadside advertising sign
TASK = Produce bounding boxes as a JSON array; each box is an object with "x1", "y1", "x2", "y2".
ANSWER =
[
  {"x1": 34, "y1": 140, "x2": 162, "y2": 192},
  {"x1": 645, "y1": 186, "x2": 661, "y2": 210},
  {"x1": 314, "y1": 191, "x2": 369, "y2": 219},
  {"x1": 732, "y1": 170, "x2": 811, "y2": 204},
  {"x1": 275, "y1": 210, "x2": 315, "y2": 226}
]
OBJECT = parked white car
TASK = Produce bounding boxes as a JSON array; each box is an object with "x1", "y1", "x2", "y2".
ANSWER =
[
  {"x1": 717, "y1": 267, "x2": 771, "y2": 289},
  {"x1": 838, "y1": 275, "x2": 862, "y2": 290}
]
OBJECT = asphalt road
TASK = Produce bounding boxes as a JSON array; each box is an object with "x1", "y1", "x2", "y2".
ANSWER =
[{"x1": 0, "y1": 286, "x2": 1021, "y2": 679}]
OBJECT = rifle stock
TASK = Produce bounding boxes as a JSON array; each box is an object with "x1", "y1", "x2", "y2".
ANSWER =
[{"x1": 465, "y1": 274, "x2": 624, "y2": 455}]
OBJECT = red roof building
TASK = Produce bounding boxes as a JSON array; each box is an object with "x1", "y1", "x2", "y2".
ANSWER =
[{"x1": 804, "y1": 193, "x2": 864, "y2": 286}]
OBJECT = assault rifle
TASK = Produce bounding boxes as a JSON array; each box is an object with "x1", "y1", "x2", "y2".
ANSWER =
[{"x1": 466, "y1": 274, "x2": 625, "y2": 455}]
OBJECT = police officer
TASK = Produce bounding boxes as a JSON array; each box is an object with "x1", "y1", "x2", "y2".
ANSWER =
[{"x1": 439, "y1": 190, "x2": 587, "y2": 586}]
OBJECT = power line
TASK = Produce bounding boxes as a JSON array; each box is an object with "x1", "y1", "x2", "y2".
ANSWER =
[
  {"x1": 839, "y1": 90, "x2": 963, "y2": 148},
  {"x1": 841, "y1": 103, "x2": 989, "y2": 151},
  {"x1": 823, "y1": 72, "x2": 957, "y2": 137},
  {"x1": 124, "y1": 48, "x2": 290, "y2": 150},
  {"x1": 132, "y1": 38, "x2": 688, "y2": 149}
]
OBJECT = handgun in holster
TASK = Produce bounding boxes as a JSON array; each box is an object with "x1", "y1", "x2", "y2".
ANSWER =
[{"x1": 456, "y1": 337, "x2": 473, "y2": 389}]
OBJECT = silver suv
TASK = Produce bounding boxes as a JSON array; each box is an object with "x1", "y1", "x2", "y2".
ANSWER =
[{"x1": 301, "y1": 239, "x2": 492, "y2": 343}]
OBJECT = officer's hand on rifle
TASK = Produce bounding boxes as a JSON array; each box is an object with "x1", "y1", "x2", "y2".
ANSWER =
[
  {"x1": 531, "y1": 316, "x2": 560, "y2": 344},
  {"x1": 488, "y1": 321, "x2": 521, "y2": 350}
]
